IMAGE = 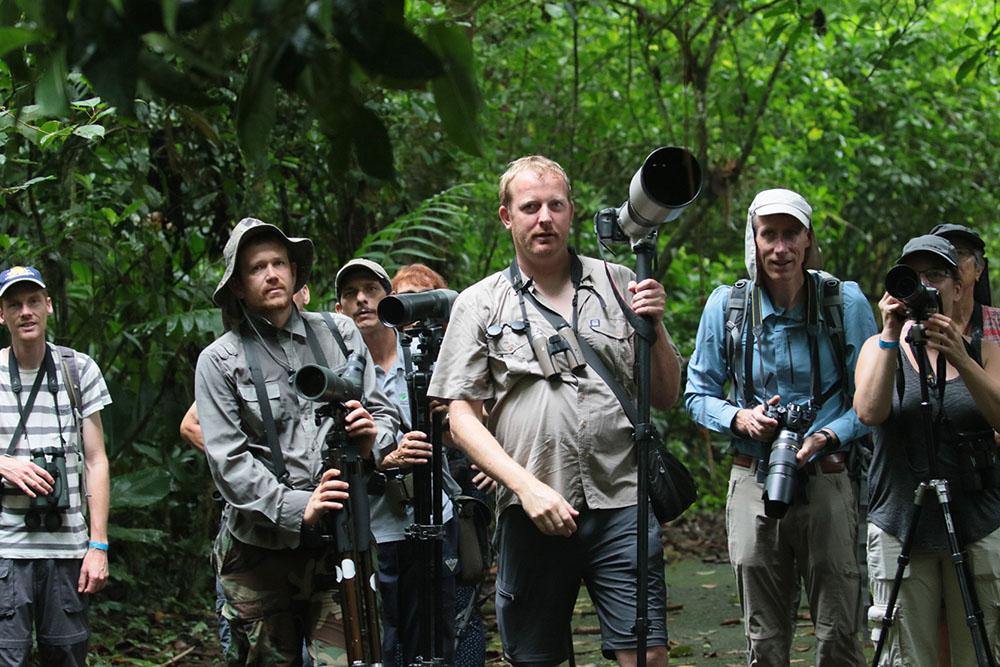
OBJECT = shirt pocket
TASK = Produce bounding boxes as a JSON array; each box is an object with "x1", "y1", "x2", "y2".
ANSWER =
[
  {"x1": 237, "y1": 380, "x2": 285, "y2": 437},
  {"x1": 585, "y1": 316, "x2": 634, "y2": 374},
  {"x1": 487, "y1": 329, "x2": 544, "y2": 379},
  {"x1": 0, "y1": 560, "x2": 12, "y2": 616}
]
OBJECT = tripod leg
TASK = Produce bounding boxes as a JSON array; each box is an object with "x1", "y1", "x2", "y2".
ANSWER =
[
  {"x1": 931, "y1": 481, "x2": 997, "y2": 667},
  {"x1": 871, "y1": 483, "x2": 930, "y2": 666}
]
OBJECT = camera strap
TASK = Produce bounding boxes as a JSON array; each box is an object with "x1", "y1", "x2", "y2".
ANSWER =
[
  {"x1": 742, "y1": 278, "x2": 829, "y2": 410},
  {"x1": 6, "y1": 346, "x2": 60, "y2": 457},
  {"x1": 241, "y1": 329, "x2": 290, "y2": 486},
  {"x1": 503, "y1": 256, "x2": 642, "y2": 426},
  {"x1": 320, "y1": 312, "x2": 351, "y2": 358},
  {"x1": 971, "y1": 302, "x2": 984, "y2": 361},
  {"x1": 240, "y1": 310, "x2": 350, "y2": 487}
]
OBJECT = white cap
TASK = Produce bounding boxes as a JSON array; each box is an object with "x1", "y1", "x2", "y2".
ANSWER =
[{"x1": 744, "y1": 188, "x2": 821, "y2": 281}]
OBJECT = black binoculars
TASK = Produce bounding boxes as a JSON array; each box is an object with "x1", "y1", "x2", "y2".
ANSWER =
[{"x1": 26, "y1": 447, "x2": 70, "y2": 531}]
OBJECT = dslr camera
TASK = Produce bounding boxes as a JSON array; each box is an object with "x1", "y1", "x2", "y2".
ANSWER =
[
  {"x1": 26, "y1": 447, "x2": 70, "y2": 530},
  {"x1": 885, "y1": 265, "x2": 943, "y2": 321},
  {"x1": 762, "y1": 402, "x2": 817, "y2": 519}
]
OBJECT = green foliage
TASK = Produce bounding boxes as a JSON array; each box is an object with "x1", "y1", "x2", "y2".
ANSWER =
[
  {"x1": 1, "y1": 0, "x2": 999, "y2": 655},
  {"x1": 3, "y1": 0, "x2": 483, "y2": 177}
]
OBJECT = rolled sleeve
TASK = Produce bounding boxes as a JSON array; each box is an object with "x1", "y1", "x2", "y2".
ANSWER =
[{"x1": 685, "y1": 285, "x2": 742, "y2": 436}]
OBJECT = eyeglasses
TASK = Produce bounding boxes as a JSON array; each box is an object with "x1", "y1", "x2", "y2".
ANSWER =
[{"x1": 917, "y1": 269, "x2": 953, "y2": 284}]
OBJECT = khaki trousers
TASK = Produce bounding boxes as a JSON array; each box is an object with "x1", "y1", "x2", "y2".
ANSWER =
[
  {"x1": 726, "y1": 463, "x2": 866, "y2": 666},
  {"x1": 868, "y1": 522, "x2": 1000, "y2": 666}
]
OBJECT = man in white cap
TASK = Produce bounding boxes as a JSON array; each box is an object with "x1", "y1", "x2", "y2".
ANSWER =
[
  {"x1": 0, "y1": 265, "x2": 112, "y2": 666},
  {"x1": 685, "y1": 189, "x2": 876, "y2": 665},
  {"x1": 194, "y1": 219, "x2": 399, "y2": 665}
]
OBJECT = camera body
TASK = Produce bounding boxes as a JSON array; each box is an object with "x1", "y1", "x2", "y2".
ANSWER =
[
  {"x1": 885, "y1": 264, "x2": 942, "y2": 321},
  {"x1": 26, "y1": 447, "x2": 70, "y2": 531},
  {"x1": 762, "y1": 402, "x2": 817, "y2": 519}
]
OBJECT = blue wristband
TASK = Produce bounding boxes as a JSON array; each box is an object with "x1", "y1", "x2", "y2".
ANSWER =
[
  {"x1": 878, "y1": 338, "x2": 900, "y2": 350},
  {"x1": 88, "y1": 541, "x2": 108, "y2": 552}
]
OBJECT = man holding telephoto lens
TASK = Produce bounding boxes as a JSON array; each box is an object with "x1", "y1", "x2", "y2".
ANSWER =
[
  {"x1": 685, "y1": 188, "x2": 876, "y2": 665},
  {"x1": 854, "y1": 234, "x2": 1000, "y2": 665},
  {"x1": 428, "y1": 155, "x2": 682, "y2": 666},
  {"x1": 334, "y1": 258, "x2": 465, "y2": 666},
  {"x1": 195, "y1": 218, "x2": 398, "y2": 666}
]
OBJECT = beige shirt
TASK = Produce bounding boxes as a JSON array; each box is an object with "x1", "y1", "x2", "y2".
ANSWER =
[{"x1": 428, "y1": 255, "x2": 649, "y2": 515}]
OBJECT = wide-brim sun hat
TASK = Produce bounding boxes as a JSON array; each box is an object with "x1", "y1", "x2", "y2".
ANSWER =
[{"x1": 212, "y1": 217, "x2": 314, "y2": 311}]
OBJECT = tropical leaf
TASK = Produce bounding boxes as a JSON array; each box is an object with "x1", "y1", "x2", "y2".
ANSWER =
[{"x1": 354, "y1": 183, "x2": 476, "y2": 270}]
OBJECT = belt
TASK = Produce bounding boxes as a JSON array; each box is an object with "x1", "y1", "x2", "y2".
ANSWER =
[{"x1": 732, "y1": 451, "x2": 847, "y2": 475}]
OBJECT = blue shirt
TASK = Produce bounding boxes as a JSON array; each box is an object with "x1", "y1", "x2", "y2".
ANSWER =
[{"x1": 685, "y1": 277, "x2": 877, "y2": 457}]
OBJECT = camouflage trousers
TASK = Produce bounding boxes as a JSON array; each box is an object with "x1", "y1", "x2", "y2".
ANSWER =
[{"x1": 213, "y1": 529, "x2": 348, "y2": 666}]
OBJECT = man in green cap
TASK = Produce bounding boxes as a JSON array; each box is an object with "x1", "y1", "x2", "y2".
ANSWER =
[{"x1": 195, "y1": 218, "x2": 398, "y2": 665}]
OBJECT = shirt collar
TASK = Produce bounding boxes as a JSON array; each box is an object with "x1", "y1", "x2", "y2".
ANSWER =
[{"x1": 244, "y1": 307, "x2": 307, "y2": 340}]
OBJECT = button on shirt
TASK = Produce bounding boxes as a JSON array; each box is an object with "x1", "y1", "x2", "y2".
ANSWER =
[
  {"x1": 195, "y1": 310, "x2": 398, "y2": 550},
  {"x1": 685, "y1": 278, "x2": 877, "y2": 457},
  {"x1": 428, "y1": 256, "x2": 659, "y2": 516}
]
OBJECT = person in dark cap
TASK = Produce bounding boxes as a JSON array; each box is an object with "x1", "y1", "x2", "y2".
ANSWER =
[
  {"x1": 855, "y1": 234, "x2": 1000, "y2": 665},
  {"x1": 194, "y1": 218, "x2": 399, "y2": 665},
  {"x1": 334, "y1": 258, "x2": 464, "y2": 667},
  {"x1": 931, "y1": 223, "x2": 1000, "y2": 346}
]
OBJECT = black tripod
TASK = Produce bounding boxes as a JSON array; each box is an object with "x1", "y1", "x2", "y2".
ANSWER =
[
  {"x1": 314, "y1": 401, "x2": 383, "y2": 666},
  {"x1": 402, "y1": 325, "x2": 448, "y2": 666},
  {"x1": 631, "y1": 234, "x2": 660, "y2": 667},
  {"x1": 871, "y1": 323, "x2": 996, "y2": 667}
]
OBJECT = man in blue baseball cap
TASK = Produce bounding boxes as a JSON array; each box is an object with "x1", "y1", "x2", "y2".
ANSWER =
[{"x1": 0, "y1": 265, "x2": 112, "y2": 666}]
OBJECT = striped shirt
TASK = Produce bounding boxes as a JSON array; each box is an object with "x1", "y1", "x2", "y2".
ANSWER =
[{"x1": 0, "y1": 344, "x2": 111, "y2": 558}]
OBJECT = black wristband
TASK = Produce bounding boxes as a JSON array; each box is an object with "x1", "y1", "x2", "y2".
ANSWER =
[{"x1": 817, "y1": 429, "x2": 834, "y2": 450}]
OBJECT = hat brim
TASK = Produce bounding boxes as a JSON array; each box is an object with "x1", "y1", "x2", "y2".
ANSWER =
[
  {"x1": 0, "y1": 278, "x2": 47, "y2": 300},
  {"x1": 752, "y1": 203, "x2": 811, "y2": 229},
  {"x1": 896, "y1": 247, "x2": 958, "y2": 270}
]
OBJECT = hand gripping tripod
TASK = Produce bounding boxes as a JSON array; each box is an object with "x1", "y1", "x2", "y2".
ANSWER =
[
  {"x1": 871, "y1": 323, "x2": 996, "y2": 667},
  {"x1": 402, "y1": 324, "x2": 448, "y2": 666}
]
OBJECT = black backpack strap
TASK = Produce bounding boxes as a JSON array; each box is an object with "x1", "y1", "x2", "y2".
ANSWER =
[
  {"x1": 811, "y1": 270, "x2": 849, "y2": 397},
  {"x1": 971, "y1": 302, "x2": 984, "y2": 363},
  {"x1": 320, "y1": 312, "x2": 351, "y2": 357},
  {"x1": 724, "y1": 280, "x2": 751, "y2": 405},
  {"x1": 239, "y1": 329, "x2": 291, "y2": 487}
]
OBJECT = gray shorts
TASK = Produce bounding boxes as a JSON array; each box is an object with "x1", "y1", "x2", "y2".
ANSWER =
[
  {"x1": 0, "y1": 558, "x2": 89, "y2": 648},
  {"x1": 495, "y1": 505, "x2": 667, "y2": 664}
]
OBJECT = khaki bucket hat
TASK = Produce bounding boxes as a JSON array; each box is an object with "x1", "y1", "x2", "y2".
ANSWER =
[{"x1": 212, "y1": 217, "x2": 314, "y2": 315}]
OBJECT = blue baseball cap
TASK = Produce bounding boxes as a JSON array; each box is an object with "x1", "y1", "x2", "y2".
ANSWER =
[{"x1": 0, "y1": 266, "x2": 46, "y2": 299}]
